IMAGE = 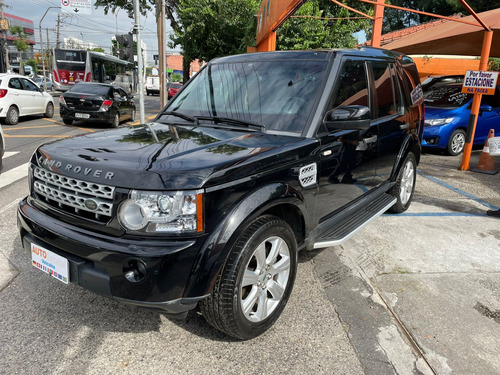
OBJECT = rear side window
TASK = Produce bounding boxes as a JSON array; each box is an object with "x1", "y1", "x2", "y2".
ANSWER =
[
  {"x1": 8, "y1": 78, "x2": 22, "y2": 90},
  {"x1": 331, "y1": 60, "x2": 369, "y2": 108},
  {"x1": 371, "y1": 61, "x2": 397, "y2": 118}
]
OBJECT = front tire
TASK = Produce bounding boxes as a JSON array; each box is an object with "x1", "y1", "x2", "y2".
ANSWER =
[
  {"x1": 44, "y1": 102, "x2": 54, "y2": 118},
  {"x1": 4, "y1": 106, "x2": 19, "y2": 125},
  {"x1": 62, "y1": 118, "x2": 73, "y2": 125},
  {"x1": 389, "y1": 152, "x2": 416, "y2": 213},
  {"x1": 199, "y1": 215, "x2": 297, "y2": 340},
  {"x1": 447, "y1": 129, "x2": 466, "y2": 156}
]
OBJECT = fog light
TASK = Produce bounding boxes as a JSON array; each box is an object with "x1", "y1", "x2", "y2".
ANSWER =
[{"x1": 123, "y1": 259, "x2": 148, "y2": 283}]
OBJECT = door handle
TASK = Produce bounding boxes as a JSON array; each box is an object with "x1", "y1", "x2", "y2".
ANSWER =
[{"x1": 400, "y1": 124, "x2": 410, "y2": 130}]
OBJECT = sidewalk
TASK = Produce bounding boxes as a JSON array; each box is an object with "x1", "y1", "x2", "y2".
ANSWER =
[{"x1": 312, "y1": 149, "x2": 500, "y2": 374}]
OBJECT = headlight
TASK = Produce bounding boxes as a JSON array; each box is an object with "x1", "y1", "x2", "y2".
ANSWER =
[
  {"x1": 424, "y1": 117, "x2": 454, "y2": 126},
  {"x1": 118, "y1": 190, "x2": 203, "y2": 233}
]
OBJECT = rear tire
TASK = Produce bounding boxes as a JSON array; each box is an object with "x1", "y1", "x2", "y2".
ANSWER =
[
  {"x1": 447, "y1": 129, "x2": 466, "y2": 156},
  {"x1": 4, "y1": 106, "x2": 19, "y2": 125},
  {"x1": 44, "y1": 102, "x2": 54, "y2": 118},
  {"x1": 111, "y1": 113, "x2": 120, "y2": 128},
  {"x1": 199, "y1": 215, "x2": 297, "y2": 340},
  {"x1": 389, "y1": 152, "x2": 416, "y2": 213}
]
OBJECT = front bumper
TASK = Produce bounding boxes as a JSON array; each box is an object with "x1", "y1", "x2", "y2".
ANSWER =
[{"x1": 17, "y1": 197, "x2": 208, "y2": 315}]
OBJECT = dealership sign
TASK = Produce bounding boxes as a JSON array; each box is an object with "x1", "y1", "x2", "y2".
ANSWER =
[
  {"x1": 61, "y1": 0, "x2": 92, "y2": 15},
  {"x1": 462, "y1": 70, "x2": 499, "y2": 95}
]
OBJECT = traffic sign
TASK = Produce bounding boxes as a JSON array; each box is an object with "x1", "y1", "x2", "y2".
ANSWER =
[{"x1": 61, "y1": 0, "x2": 92, "y2": 15}]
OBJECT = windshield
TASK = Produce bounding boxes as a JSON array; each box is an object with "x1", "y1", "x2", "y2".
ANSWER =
[
  {"x1": 166, "y1": 59, "x2": 329, "y2": 133},
  {"x1": 424, "y1": 84, "x2": 472, "y2": 108}
]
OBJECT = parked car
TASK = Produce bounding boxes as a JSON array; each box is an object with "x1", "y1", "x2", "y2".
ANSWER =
[
  {"x1": 423, "y1": 82, "x2": 500, "y2": 155},
  {"x1": 59, "y1": 82, "x2": 136, "y2": 127},
  {"x1": 421, "y1": 74, "x2": 464, "y2": 92},
  {"x1": 167, "y1": 82, "x2": 182, "y2": 99},
  {"x1": 0, "y1": 73, "x2": 54, "y2": 125},
  {"x1": 18, "y1": 48, "x2": 424, "y2": 340},
  {"x1": 145, "y1": 76, "x2": 160, "y2": 96},
  {"x1": 0, "y1": 124, "x2": 4, "y2": 172},
  {"x1": 33, "y1": 76, "x2": 54, "y2": 91}
]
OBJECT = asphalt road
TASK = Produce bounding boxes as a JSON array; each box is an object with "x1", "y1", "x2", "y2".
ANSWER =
[{"x1": 1, "y1": 102, "x2": 499, "y2": 374}]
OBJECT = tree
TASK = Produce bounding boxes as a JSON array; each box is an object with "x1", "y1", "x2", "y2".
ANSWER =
[
  {"x1": 90, "y1": 47, "x2": 106, "y2": 53},
  {"x1": 25, "y1": 58, "x2": 38, "y2": 75},
  {"x1": 171, "y1": 0, "x2": 260, "y2": 62},
  {"x1": 277, "y1": 0, "x2": 372, "y2": 50},
  {"x1": 10, "y1": 25, "x2": 30, "y2": 75}
]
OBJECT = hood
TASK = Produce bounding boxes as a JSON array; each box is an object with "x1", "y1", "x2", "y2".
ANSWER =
[
  {"x1": 35, "y1": 123, "x2": 302, "y2": 190},
  {"x1": 424, "y1": 104, "x2": 467, "y2": 120}
]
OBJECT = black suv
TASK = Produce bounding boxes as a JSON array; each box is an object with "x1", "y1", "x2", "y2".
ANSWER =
[{"x1": 18, "y1": 48, "x2": 424, "y2": 340}]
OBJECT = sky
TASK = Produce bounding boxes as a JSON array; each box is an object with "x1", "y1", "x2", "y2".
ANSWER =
[{"x1": 4, "y1": 0, "x2": 175, "y2": 65}]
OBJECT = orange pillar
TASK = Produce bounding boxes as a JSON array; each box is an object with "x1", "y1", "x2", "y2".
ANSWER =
[
  {"x1": 370, "y1": 0, "x2": 385, "y2": 47},
  {"x1": 459, "y1": 30, "x2": 493, "y2": 171},
  {"x1": 257, "y1": 31, "x2": 277, "y2": 52}
]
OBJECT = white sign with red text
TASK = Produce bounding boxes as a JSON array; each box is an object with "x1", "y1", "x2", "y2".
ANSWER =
[{"x1": 61, "y1": 0, "x2": 92, "y2": 15}]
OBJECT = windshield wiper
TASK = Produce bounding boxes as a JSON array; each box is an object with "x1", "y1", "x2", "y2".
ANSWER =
[
  {"x1": 195, "y1": 116, "x2": 265, "y2": 130},
  {"x1": 160, "y1": 111, "x2": 198, "y2": 124}
]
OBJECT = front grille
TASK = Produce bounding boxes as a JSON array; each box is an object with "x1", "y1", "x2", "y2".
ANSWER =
[{"x1": 33, "y1": 166, "x2": 115, "y2": 222}]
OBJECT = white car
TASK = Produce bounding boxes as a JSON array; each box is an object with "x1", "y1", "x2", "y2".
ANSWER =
[
  {"x1": 0, "y1": 73, "x2": 54, "y2": 125},
  {"x1": 0, "y1": 124, "x2": 4, "y2": 172}
]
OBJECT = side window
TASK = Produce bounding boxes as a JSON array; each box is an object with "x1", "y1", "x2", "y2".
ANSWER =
[
  {"x1": 331, "y1": 60, "x2": 369, "y2": 109},
  {"x1": 482, "y1": 87, "x2": 500, "y2": 108},
  {"x1": 8, "y1": 78, "x2": 23, "y2": 90},
  {"x1": 21, "y1": 78, "x2": 39, "y2": 91},
  {"x1": 113, "y1": 89, "x2": 121, "y2": 99},
  {"x1": 118, "y1": 88, "x2": 128, "y2": 98},
  {"x1": 371, "y1": 61, "x2": 396, "y2": 118}
]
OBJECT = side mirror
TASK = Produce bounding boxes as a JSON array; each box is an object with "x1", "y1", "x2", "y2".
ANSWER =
[
  {"x1": 323, "y1": 105, "x2": 371, "y2": 130},
  {"x1": 39, "y1": 87, "x2": 45, "y2": 92},
  {"x1": 480, "y1": 104, "x2": 492, "y2": 112}
]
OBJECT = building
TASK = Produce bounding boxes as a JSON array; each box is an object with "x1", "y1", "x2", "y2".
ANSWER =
[
  {"x1": 165, "y1": 53, "x2": 203, "y2": 79},
  {"x1": 0, "y1": 12, "x2": 36, "y2": 73}
]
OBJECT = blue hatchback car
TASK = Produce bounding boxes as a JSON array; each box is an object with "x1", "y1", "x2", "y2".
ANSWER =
[{"x1": 423, "y1": 83, "x2": 500, "y2": 155}]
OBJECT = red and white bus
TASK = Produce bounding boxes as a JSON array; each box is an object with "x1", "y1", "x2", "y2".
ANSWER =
[{"x1": 52, "y1": 48, "x2": 135, "y2": 92}]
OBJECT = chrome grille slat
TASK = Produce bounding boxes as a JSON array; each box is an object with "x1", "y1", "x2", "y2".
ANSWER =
[
  {"x1": 32, "y1": 166, "x2": 115, "y2": 221},
  {"x1": 34, "y1": 167, "x2": 114, "y2": 199}
]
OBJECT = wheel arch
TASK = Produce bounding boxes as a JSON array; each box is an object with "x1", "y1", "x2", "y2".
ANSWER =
[
  {"x1": 183, "y1": 182, "x2": 307, "y2": 299},
  {"x1": 390, "y1": 133, "x2": 421, "y2": 182}
]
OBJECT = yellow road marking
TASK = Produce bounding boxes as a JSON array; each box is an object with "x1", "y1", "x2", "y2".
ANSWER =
[
  {"x1": 3, "y1": 124, "x2": 61, "y2": 130},
  {"x1": 4, "y1": 134, "x2": 71, "y2": 138}
]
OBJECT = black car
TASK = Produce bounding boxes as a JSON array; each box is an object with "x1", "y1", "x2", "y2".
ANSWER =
[
  {"x1": 18, "y1": 48, "x2": 424, "y2": 340},
  {"x1": 59, "y1": 82, "x2": 136, "y2": 127}
]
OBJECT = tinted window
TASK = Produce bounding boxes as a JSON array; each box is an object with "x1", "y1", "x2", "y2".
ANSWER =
[
  {"x1": 481, "y1": 87, "x2": 500, "y2": 108},
  {"x1": 331, "y1": 60, "x2": 369, "y2": 108},
  {"x1": 8, "y1": 78, "x2": 23, "y2": 90},
  {"x1": 68, "y1": 83, "x2": 110, "y2": 95},
  {"x1": 372, "y1": 61, "x2": 396, "y2": 118}
]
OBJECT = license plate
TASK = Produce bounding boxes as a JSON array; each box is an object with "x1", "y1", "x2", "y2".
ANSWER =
[
  {"x1": 31, "y1": 243, "x2": 69, "y2": 284},
  {"x1": 75, "y1": 113, "x2": 90, "y2": 119}
]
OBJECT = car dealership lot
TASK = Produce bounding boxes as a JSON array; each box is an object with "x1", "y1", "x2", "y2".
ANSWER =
[{"x1": 1, "y1": 117, "x2": 500, "y2": 373}]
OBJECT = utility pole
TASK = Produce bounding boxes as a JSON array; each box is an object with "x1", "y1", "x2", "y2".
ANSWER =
[
  {"x1": 0, "y1": 1, "x2": 8, "y2": 73},
  {"x1": 156, "y1": 0, "x2": 166, "y2": 108},
  {"x1": 39, "y1": 6, "x2": 57, "y2": 90},
  {"x1": 56, "y1": 13, "x2": 61, "y2": 47},
  {"x1": 133, "y1": 0, "x2": 145, "y2": 124}
]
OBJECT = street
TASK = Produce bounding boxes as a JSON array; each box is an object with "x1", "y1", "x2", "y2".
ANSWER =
[{"x1": 1, "y1": 96, "x2": 500, "y2": 374}]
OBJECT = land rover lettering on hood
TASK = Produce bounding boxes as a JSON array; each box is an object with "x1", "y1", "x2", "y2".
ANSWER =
[{"x1": 18, "y1": 48, "x2": 424, "y2": 340}]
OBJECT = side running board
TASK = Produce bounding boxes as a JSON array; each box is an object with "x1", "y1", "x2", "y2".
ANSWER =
[{"x1": 313, "y1": 193, "x2": 396, "y2": 249}]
